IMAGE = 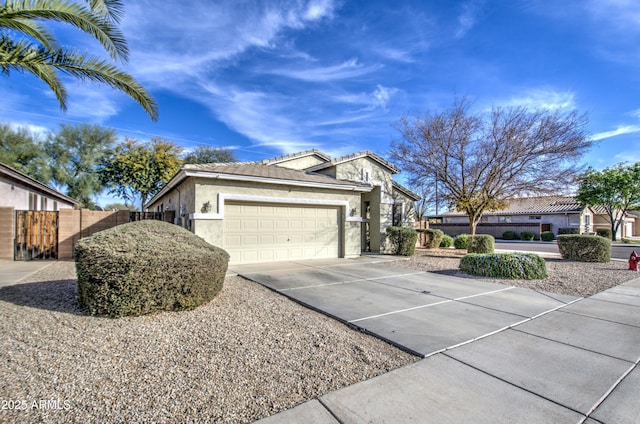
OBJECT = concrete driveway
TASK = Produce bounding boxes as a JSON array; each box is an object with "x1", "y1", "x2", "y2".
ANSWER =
[
  {"x1": 232, "y1": 257, "x2": 640, "y2": 423},
  {"x1": 232, "y1": 256, "x2": 579, "y2": 357}
]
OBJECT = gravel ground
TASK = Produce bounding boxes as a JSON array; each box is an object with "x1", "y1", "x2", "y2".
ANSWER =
[
  {"x1": 0, "y1": 261, "x2": 416, "y2": 424},
  {"x1": 390, "y1": 248, "x2": 640, "y2": 297}
]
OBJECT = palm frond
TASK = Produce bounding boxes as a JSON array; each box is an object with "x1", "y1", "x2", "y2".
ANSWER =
[
  {"x1": 0, "y1": 17, "x2": 57, "y2": 50},
  {"x1": 0, "y1": 37, "x2": 67, "y2": 109},
  {"x1": 0, "y1": 0, "x2": 128, "y2": 61},
  {"x1": 0, "y1": 37, "x2": 157, "y2": 120},
  {"x1": 86, "y1": 0, "x2": 124, "y2": 23}
]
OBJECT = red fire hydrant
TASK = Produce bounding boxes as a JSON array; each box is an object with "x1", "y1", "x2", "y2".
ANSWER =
[{"x1": 629, "y1": 251, "x2": 640, "y2": 271}]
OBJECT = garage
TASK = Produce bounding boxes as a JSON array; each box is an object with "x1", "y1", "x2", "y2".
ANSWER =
[{"x1": 224, "y1": 202, "x2": 341, "y2": 264}]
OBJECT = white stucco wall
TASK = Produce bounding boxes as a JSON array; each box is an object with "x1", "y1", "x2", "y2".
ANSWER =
[{"x1": 0, "y1": 179, "x2": 74, "y2": 210}]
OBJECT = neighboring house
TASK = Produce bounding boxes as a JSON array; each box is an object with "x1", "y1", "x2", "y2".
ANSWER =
[
  {"x1": 441, "y1": 196, "x2": 635, "y2": 238},
  {"x1": 146, "y1": 150, "x2": 420, "y2": 264},
  {"x1": 0, "y1": 162, "x2": 78, "y2": 210}
]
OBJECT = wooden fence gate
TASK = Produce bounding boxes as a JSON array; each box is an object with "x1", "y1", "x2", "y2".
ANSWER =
[{"x1": 15, "y1": 210, "x2": 59, "y2": 260}]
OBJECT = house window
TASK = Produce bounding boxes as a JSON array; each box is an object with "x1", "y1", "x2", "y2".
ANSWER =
[
  {"x1": 498, "y1": 216, "x2": 512, "y2": 223},
  {"x1": 41, "y1": 197, "x2": 47, "y2": 211},
  {"x1": 28, "y1": 193, "x2": 38, "y2": 210},
  {"x1": 529, "y1": 215, "x2": 541, "y2": 220},
  {"x1": 392, "y1": 203, "x2": 403, "y2": 226},
  {"x1": 362, "y1": 168, "x2": 371, "y2": 183},
  {"x1": 53, "y1": 201, "x2": 58, "y2": 211}
]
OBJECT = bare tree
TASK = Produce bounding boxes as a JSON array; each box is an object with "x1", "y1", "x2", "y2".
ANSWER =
[{"x1": 391, "y1": 98, "x2": 591, "y2": 235}]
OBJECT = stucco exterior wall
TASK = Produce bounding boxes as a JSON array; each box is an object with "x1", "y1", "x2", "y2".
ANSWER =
[
  {"x1": 273, "y1": 156, "x2": 327, "y2": 170},
  {"x1": 0, "y1": 179, "x2": 74, "y2": 210},
  {"x1": 147, "y1": 178, "x2": 196, "y2": 226},
  {"x1": 189, "y1": 178, "x2": 365, "y2": 258}
]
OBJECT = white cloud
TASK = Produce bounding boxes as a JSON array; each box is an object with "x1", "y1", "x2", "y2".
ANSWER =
[
  {"x1": 591, "y1": 125, "x2": 640, "y2": 141},
  {"x1": 122, "y1": 1, "x2": 338, "y2": 85},
  {"x1": 64, "y1": 84, "x2": 121, "y2": 122},
  {"x1": 455, "y1": 0, "x2": 485, "y2": 39},
  {"x1": 504, "y1": 89, "x2": 576, "y2": 110},
  {"x1": 264, "y1": 58, "x2": 382, "y2": 82}
]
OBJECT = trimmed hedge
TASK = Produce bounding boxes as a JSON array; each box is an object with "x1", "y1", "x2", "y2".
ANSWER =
[
  {"x1": 440, "y1": 234, "x2": 454, "y2": 248},
  {"x1": 595, "y1": 228, "x2": 613, "y2": 240},
  {"x1": 541, "y1": 231, "x2": 555, "y2": 242},
  {"x1": 468, "y1": 234, "x2": 495, "y2": 254},
  {"x1": 417, "y1": 228, "x2": 444, "y2": 248},
  {"x1": 502, "y1": 230, "x2": 517, "y2": 240},
  {"x1": 75, "y1": 220, "x2": 229, "y2": 318},
  {"x1": 386, "y1": 226, "x2": 418, "y2": 256},
  {"x1": 460, "y1": 253, "x2": 548, "y2": 280},
  {"x1": 557, "y1": 234, "x2": 611, "y2": 262},
  {"x1": 454, "y1": 234, "x2": 470, "y2": 249},
  {"x1": 520, "y1": 231, "x2": 535, "y2": 241},
  {"x1": 558, "y1": 227, "x2": 580, "y2": 235}
]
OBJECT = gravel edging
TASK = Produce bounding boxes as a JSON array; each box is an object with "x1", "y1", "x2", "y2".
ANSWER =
[
  {"x1": 0, "y1": 261, "x2": 416, "y2": 424},
  {"x1": 388, "y1": 248, "x2": 640, "y2": 297}
]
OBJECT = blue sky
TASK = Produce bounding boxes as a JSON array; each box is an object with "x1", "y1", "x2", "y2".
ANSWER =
[{"x1": 2, "y1": 0, "x2": 639, "y2": 194}]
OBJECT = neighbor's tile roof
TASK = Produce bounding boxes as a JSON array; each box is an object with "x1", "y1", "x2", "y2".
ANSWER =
[
  {"x1": 184, "y1": 162, "x2": 372, "y2": 189},
  {"x1": 444, "y1": 196, "x2": 584, "y2": 216}
]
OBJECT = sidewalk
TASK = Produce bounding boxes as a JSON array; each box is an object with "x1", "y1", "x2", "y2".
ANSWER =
[{"x1": 255, "y1": 277, "x2": 640, "y2": 423}]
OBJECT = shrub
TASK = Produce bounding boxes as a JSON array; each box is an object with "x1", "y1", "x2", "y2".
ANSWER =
[
  {"x1": 417, "y1": 228, "x2": 444, "y2": 248},
  {"x1": 468, "y1": 234, "x2": 495, "y2": 254},
  {"x1": 454, "y1": 234, "x2": 470, "y2": 249},
  {"x1": 558, "y1": 227, "x2": 580, "y2": 235},
  {"x1": 75, "y1": 220, "x2": 229, "y2": 318},
  {"x1": 520, "y1": 231, "x2": 535, "y2": 241},
  {"x1": 556, "y1": 234, "x2": 611, "y2": 263},
  {"x1": 502, "y1": 230, "x2": 517, "y2": 240},
  {"x1": 440, "y1": 234, "x2": 454, "y2": 248},
  {"x1": 386, "y1": 226, "x2": 418, "y2": 256},
  {"x1": 460, "y1": 253, "x2": 547, "y2": 280},
  {"x1": 541, "y1": 231, "x2": 555, "y2": 242},
  {"x1": 595, "y1": 228, "x2": 613, "y2": 239}
]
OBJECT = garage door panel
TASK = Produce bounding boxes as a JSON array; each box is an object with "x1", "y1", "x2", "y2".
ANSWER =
[{"x1": 224, "y1": 202, "x2": 340, "y2": 264}]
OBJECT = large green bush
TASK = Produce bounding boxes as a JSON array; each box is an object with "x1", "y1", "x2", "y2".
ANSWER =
[
  {"x1": 557, "y1": 234, "x2": 611, "y2": 262},
  {"x1": 468, "y1": 234, "x2": 495, "y2": 254},
  {"x1": 454, "y1": 234, "x2": 470, "y2": 249},
  {"x1": 558, "y1": 227, "x2": 580, "y2": 235},
  {"x1": 417, "y1": 228, "x2": 444, "y2": 248},
  {"x1": 386, "y1": 226, "x2": 418, "y2": 256},
  {"x1": 75, "y1": 220, "x2": 229, "y2": 318},
  {"x1": 541, "y1": 231, "x2": 555, "y2": 242},
  {"x1": 502, "y1": 230, "x2": 517, "y2": 240},
  {"x1": 440, "y1": 234, "x2": 454, "y2": 248},
  {"x1": 460, "y1": 253, "x2": 547, "y2": 280},
  {"x1": 520, "y1": 231, "x2": 535, "y2": 241}
]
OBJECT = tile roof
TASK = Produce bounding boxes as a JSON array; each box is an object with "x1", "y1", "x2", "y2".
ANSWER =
[
  {"x1": 183, "y1": 162, "x2": 371, "y2": 189},
  {"x1": 0, "y1": 162, "x2": 79, "y2": 206},
  {"x1": 444, "y1": 196, "x2": 584, "y2": 216}
]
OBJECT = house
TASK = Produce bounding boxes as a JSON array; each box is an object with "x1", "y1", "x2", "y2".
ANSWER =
[
  {"x1": 440, "y1": 196, "x2": 635, "y2": 239},
  {"x1": 146, "y1": 150, "x2": 420, "y2": 264},
  {"x1": 0, "y1": 162, "x2": 78, "y2": 210}
]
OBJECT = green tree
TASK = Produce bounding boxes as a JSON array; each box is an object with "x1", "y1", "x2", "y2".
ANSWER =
[
  {"x1": 0, "y1": 0, "x2": 158, "y2": 120},
  {"x1": 103, "y1": 202, "x2": 134, "y2": 211},
  {"x1": 391, "y1": 97, "x2": 591, "y2": 235},
  {"x1": 45, "y1": 123, "x2": 116, "y2": 208},
  {"x1": 576, "y1": 163, "x2": 640, "y2": 241},
  {"x1": 99, "y1": 137, "x2": 182, "y2": 211},
  {"x1": 182, "y1": 145, "x2": 236, "y2": 164},
  {"x1": 0, "y1": 123, "x2": 50, "y2": 182}
]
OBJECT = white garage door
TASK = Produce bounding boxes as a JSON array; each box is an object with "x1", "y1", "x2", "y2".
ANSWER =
[{"x1": 224, "y1": 202, "x2": 340, "y2": 264}]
